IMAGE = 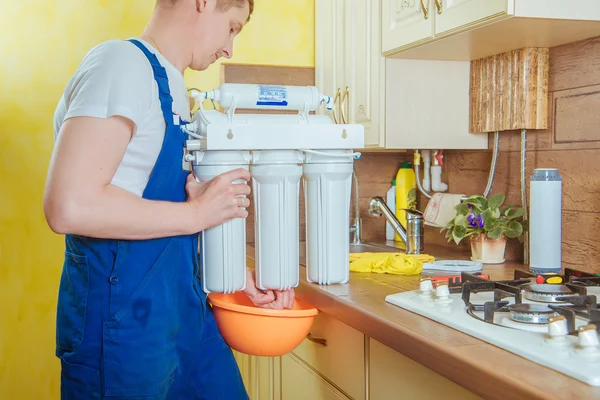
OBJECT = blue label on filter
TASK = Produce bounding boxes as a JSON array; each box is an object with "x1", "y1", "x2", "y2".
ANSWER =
[{"x1": 257, "y1": 85, "x2": 288, "y2": 106}]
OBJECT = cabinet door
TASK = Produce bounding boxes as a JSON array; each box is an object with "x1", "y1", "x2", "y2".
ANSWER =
[
  {"x1": 315, "y1": 0, "x2": 345, "y2": 122},
  {"x1": 232, "y1": 351, "x2": 281, "y2": 400},
  {"x1": 292, "y1": 312, "x2": 365, "y2": 400},
  {"x1": 381, "y1": 0, "x2": 434, "y2": 55},
  {"x1": 281, "y1": 354, "x2": 350, "y2": 400},
  {"x1": 435, "y1": 0, "x2": 508, "y2": 35},
  {"x1": 369, "y1": 339, "x2": 483, "y2": 399},
  {"x1": 344, "y1": 0, "x2": 385, "y2": 148}
]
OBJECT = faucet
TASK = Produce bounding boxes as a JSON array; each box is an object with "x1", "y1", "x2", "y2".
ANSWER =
[
  {"x1": 368, "y1": 196, "x2": 424, "y2": 254},
  {"x1": 349, "y1": 167, "x2": 361, "y2": 244}
]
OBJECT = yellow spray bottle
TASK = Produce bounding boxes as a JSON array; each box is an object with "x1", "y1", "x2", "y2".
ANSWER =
[{"x1": 395, "y1": 162, "x2": 417, "y2": 243}]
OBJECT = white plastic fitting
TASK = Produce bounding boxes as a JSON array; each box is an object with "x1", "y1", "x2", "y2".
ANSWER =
[
  {"x1": 431, "y1": 150, "x2": 448, "y2": 192},
  {"x1": 422, "y1": 150, "x2": 431, "y2": 192}
]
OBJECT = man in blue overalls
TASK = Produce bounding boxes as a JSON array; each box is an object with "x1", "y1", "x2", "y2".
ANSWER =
[{"x1": 44, "y1": 0, "x2": 294, "y2": 398}]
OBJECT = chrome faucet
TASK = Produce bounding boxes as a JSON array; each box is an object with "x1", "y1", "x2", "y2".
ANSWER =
[
  {"x1": 368, "y1": 196, "x2": 424, "y2": 254},
  {"x1": 349, "y1": 168, "x2": 361, "y2": 244}
]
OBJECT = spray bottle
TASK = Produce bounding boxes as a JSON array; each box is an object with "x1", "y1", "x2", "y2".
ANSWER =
[{"x1": 395, "y1": 162, "x2": 417, "y2": 242}]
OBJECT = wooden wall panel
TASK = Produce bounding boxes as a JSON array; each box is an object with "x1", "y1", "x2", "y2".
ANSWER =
[
  {"x1": 549, "y1": 36, "x2": 600, "y2": 92},
  {"x1": 470, "y1": 48, "x2": 549, "y2": 133},
  {"x1": 553, "y1": 85, "x2": 600, "y2": 148}
]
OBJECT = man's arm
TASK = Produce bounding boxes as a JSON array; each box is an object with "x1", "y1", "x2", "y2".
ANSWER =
[{"x1": 43, "y1": 115, "x2": 250, "y2": 240}]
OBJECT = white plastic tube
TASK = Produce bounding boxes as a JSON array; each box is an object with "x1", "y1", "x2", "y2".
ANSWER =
[{"x1": 422, "y1": 150, "x2": 431, "y2": 192}]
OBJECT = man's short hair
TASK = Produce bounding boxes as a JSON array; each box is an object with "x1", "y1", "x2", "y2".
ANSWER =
[
  {"x1": 217, "y1": 0, "x2": 254, "y2": 20},
  {"x1": 159, "y1": 0, "x2": 254, "y2": 21}
]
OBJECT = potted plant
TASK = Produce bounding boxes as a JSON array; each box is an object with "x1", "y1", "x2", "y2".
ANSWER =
[{"x1": 441, "y1": 193, "x2": 527, "y2": 264}]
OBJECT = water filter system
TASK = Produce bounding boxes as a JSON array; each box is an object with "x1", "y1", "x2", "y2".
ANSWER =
[
  {"x1": 184, "y1": 83, "x2": 365, "y2": 293},
  {"x1": 529, "y1": 168, "x2": 563, "y2": 274}
]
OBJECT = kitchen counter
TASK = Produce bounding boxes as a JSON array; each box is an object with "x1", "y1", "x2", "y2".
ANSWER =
[{"x1": 245, "y1": 242, "x2": 600, "y2": 400}]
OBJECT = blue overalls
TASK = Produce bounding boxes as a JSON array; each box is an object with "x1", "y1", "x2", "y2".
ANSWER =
[{"x1": 55, "y1": 39, "x2": 249, "y2": 400}]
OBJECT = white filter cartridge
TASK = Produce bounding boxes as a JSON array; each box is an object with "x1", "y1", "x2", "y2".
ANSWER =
[
  {"x1": 251, "y1": 150, "x2": 303, "y2": 291},
  {"x1": 303, "y1": 151, "x2": 354, "y2": 285},
  {"x1": 529, "y1": 168, "x2": 562, "y2": 274},
  {"x1": 193, "y1": 151, "x2": 250, "y2": 293}
]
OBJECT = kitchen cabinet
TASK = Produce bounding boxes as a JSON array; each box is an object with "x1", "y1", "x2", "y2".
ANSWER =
[
  {"x1": 435, "y1": 0, "x2": 508, "y2": 35},
  {"x1": 233, "y1": 311, "x2": 366, "y2": 400},
  {"x1": 315, "y1": 0, "x2": 386, "y2": 149},
  {"x1": 384, "y1": 58, "x2": 489, "y2": 149},
  {"x1": 382, "y1": 0, "x2": 600, "y2": 61},
  {"x1": 233, "y1": 314, "x2": 483, "y2": 400},
  {"x1": 316, "y1": 0, "x2": 487, "y2": 150},
  {"x1": 291, "y1": 311, "x2": 366, "y2": 400},
  {"x1": 369, "y1": 338, "x2": 483, "y2": 399}
]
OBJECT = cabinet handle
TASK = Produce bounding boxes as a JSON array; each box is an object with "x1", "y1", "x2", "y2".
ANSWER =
[
  {"x1": 340, "y1": 85, "x2": 350, "y2": 124},
  {"x1": 307, "y1": 333, "x2": 328, "y2": 346},
  {"x1": 331, "y1": 88, "x2": 341, "y2": 124},
  {"x1": 420, "y1": 0, "x2": 429, "y2": 19},
  {"x1": 434, "y1": 0, "x2": 442, "y2": 14}
]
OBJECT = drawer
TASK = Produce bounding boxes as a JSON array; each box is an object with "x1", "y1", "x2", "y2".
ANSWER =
[{"x1": 292, "y1": 312, "x2": 366, "y2": 400}]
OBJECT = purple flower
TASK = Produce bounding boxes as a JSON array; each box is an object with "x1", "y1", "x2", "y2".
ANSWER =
[
  {"x1": 475, "y1": 215, "x2": 484, "y2": 229},
  {"x1": 467, "y1": 212, "x2": 484, "y2": 229}
]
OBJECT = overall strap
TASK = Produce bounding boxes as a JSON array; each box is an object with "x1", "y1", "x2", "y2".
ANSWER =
[{"x1": 127, "y1": 39, "x2": 174, "y2": 125}]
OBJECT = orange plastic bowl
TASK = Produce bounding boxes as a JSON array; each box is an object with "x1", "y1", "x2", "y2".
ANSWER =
[{"x1": 207, "y1": 291, "x2": 318, "y2": 357}]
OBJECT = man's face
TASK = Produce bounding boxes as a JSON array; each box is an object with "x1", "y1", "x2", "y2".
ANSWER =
[{"x1": 189, "y1": 0, "x2": 249, "y2": 71}]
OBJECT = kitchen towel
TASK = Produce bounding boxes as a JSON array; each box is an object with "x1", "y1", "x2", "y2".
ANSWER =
[
  {"x1": 349, "y1": 252, "x2": 435, "y2": 275},
  {"x1": 423, "y1": 193, "x2": 465, "y2": 228}
]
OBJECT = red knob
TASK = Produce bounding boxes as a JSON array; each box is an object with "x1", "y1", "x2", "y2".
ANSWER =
[{"x1": 535, "y1": 275, "x2": 545, "y2": 284}]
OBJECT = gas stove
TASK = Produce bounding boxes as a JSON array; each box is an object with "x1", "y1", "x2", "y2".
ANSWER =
[{"x1": 385, "y1": 268, "x2": 600, "y2": 386}]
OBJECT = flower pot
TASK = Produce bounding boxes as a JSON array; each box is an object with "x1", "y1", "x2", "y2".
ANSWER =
[{"x1": 470, "y1": 234, "x2": 506, "y2": 264}]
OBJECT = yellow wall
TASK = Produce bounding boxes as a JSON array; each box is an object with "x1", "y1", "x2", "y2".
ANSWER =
[{"x1": 0, "y1": 1, "x2": 314, "y2": 398}]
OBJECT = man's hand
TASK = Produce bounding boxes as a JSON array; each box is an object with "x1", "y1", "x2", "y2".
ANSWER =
[
  {"x1": 243, "y1": 268, "x2": 295, "y2": 310},
  {"x1": 185, "y1": 170, "x2": 251, "y2": 232}
]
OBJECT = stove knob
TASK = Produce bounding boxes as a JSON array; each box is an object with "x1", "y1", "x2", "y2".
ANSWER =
[
  {"x1": 578, "y1": 324, "x2": 600, "y2": 349},
  {"x1": 548, "y1": 316, "x2": 569, "y2": 337},
  {"x1": 420, "y1": 277, "x2": 434, "y2": 294},
  {"x1": 434, "y1": 282, "x2": 453, "y2": 304},
  {"x1": 545, "y1": 315, "x2": 569, "y2": 346}
]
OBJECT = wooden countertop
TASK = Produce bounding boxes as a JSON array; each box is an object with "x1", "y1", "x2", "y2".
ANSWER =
[{"x1": 245, "y1": 242, "x2": 600, "y2": 400}]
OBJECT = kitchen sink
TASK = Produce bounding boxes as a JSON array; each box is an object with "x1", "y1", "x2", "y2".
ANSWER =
[{"x1": 349, "y1": 242, "x2": 401, "y2": 253}]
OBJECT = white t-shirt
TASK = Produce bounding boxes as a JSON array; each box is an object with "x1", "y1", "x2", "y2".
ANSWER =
[{"x1": 53, "y1": 38, "x2": 191, "y2": 197}]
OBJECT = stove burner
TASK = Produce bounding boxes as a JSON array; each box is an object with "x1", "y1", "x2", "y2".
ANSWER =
[
  {"x1": 458, "y1": 269, "x2": 600, "y2": 333},
  {"x1": 507, "y1": 303, "x2": 557, "y2": 324},
  {"x1": 523, "y1": 284, "x2": 574, "y2": 303}
]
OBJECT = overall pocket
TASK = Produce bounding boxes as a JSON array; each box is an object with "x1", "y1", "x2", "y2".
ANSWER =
[
  {"x1": 56, "y1": 251, "x2": 89, "y2": 352},
  {"x1": 102, "y1": 239, "x2": 180, "y2": 398}
]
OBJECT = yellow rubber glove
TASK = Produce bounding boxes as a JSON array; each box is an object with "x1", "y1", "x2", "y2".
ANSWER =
[{"x1": 349, "y1": 252, "x2": 435, "y2": 275}]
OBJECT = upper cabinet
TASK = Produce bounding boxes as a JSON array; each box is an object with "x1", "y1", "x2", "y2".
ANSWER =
[
  {"x1": 381, "y1": 0, "x2": 434, "y2": 52},
  {"x1": 435, "y1": 0, "x2": 508, "y2": 35},
  {"x1": 316, "y1": 0, "x2": 386, "y2": 149},
  {"x1": 382, "y1": 0, "x2": 600, "y2": 61}
]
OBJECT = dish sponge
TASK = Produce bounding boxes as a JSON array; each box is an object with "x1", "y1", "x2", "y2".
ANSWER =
[{"x1": 349, "y1": 252, "x2": 435, "y2": 275}]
